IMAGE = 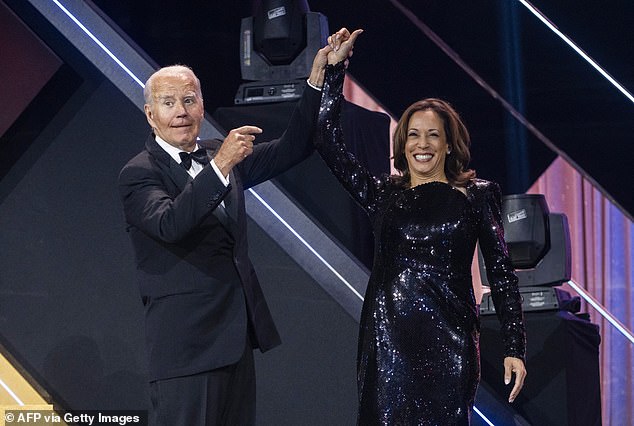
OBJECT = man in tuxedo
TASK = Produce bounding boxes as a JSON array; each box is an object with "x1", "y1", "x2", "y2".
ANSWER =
[{"x1": 118, "y1": 34, "x2": 340, "y2": 425}]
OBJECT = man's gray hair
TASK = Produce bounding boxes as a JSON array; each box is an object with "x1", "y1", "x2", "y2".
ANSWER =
[{"x1": 143, "y1": 65, "x2": 203, "y2": 104}]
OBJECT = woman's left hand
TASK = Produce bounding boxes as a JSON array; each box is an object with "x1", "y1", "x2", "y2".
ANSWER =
[{"x1": 503, "y1": 356, "x2": 527, "y2": 403}]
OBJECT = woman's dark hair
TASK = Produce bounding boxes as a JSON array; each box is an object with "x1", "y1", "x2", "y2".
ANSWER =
[{"x1": 392, "y1": 98, "x2": 475, "y2": 187}]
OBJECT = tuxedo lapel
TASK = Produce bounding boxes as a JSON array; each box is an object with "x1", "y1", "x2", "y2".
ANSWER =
[
  {"x1": 212, "y1": 193, "x2": 234, "y2": 234},
  {"x1": 170, "y1": 161, "x2": 193, "y2": 189},
  {"x1": 194, "y1": 139, "x2": 237, "y2": 233},
  {"x1": 224, "y1": 170, "x2": 240, "y2": 221},
  {"x1": 145, "y1": 135, "x2": 192, "y2": 192}
]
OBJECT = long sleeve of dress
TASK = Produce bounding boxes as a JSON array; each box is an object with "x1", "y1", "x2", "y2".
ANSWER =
[
  {"x1": 477, "y1": 182, "x2": 527, "y2": 361},
  {"x1": 315, "y1": 61, "x2": 387, "y2": 215}
]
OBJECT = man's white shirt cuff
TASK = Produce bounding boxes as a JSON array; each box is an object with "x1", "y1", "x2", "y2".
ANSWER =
[{"x1": 210, "y1": 159, "x2": 230, "y2": 186}]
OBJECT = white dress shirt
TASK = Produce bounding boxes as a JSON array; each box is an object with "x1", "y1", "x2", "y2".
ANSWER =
[{"x1": 155, "y1": 135, "x2": 230, "y2": 206}]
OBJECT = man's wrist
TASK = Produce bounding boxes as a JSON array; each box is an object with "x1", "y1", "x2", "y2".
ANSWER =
[
  {"x1": 210, "y1": 158, "x2": 231, "y2": 184},
  {"x1": 306, "y1": 78, "x2": 322, "y2": 91}
]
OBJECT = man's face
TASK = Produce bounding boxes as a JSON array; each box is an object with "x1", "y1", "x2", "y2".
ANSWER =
[{"x1": 144, "y1": 69, "x2": 204, "y2": 150}]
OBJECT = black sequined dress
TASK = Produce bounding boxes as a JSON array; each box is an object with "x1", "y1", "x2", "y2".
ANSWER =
[{"x1": 316, "y1": 62, "x2": 526, "y2": 425}]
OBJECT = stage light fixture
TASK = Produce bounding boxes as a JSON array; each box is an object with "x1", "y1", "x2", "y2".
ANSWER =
[
  {"x1": 252, "y1": 0, "x2": 309, "y2": 66},
  {"x1": 502, "y1": 194, "x2": 550, "y2": 270},
  {"x1": 480, "y1": 194, "x2": 571, "y2": 287},
  {"x1": 235, "y1": 0, "x2": 328, "y2": 104},
  {"x1": 479, "y1": 194, "x2": 574, "y2": 314}
]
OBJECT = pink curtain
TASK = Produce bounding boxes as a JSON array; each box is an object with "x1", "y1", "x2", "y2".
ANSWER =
[{"x1": 528, "y1": 156, "x2": 633, "y2": 425}]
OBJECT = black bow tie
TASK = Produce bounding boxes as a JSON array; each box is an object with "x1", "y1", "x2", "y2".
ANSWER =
[{"x1": 179, "y1": 148, "x2": 208, "y2": 170}]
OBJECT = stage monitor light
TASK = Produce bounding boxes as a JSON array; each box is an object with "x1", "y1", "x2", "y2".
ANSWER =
[
  {"x1": 252, "y1": 0, "x2": 309, "y2": 65},
  {"x1": 478, "y1": 193, "x2": 571, "y2": 287},
  {"x1": 237, "y1": 0, "x2": 329, "y2": 97},
  {"x1": 503, "y1": 194, "x2": 549, "y2": 269}
]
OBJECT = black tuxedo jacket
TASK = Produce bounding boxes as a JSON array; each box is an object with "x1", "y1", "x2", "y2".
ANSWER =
[{"x1": 119, "y1": 87, "x2": 320, "y2": 381}]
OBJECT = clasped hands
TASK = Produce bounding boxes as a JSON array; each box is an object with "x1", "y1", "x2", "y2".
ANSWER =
[{"x1": 326, "y1": 27, "x2": 364, "y2": 65}]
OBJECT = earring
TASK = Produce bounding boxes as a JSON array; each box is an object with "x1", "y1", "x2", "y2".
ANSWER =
[{"x1": 447, "y1": 148, "x2": 451, "y2": 155}]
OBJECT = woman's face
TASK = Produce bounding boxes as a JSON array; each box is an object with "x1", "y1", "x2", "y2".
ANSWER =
[{"x1": 404, "y1": 109, "x2": 449, "y2": 186}]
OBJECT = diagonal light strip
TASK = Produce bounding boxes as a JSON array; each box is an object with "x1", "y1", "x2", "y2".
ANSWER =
[
  {"x1": 518, "y1": 0, "x2": 634, "y2": 104},
  {"x1": 51, "y1": 0, "x2": 145, "y2": 88},
  {"x1": 473, "y1": 406, "x2": 495, "y2": 426},
  {"x1": 0, "y1": 378, "x2": 25, "y2": 406},
  {"x1": 248, "y1": 189, "x2": 365, "y2": 301},
  {"x1": 566, "y1": 280, "x2": 634, "y2": 344}
]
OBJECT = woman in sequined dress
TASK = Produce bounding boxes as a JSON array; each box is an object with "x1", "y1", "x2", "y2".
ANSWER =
[{"x1": 314, "y1": 29, "x2": 527, "y2": 425}]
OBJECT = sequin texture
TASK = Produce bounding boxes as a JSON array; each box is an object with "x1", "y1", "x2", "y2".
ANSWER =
[{"x1": 316, "y1": 62, "x2": 526, "y2": 425}]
